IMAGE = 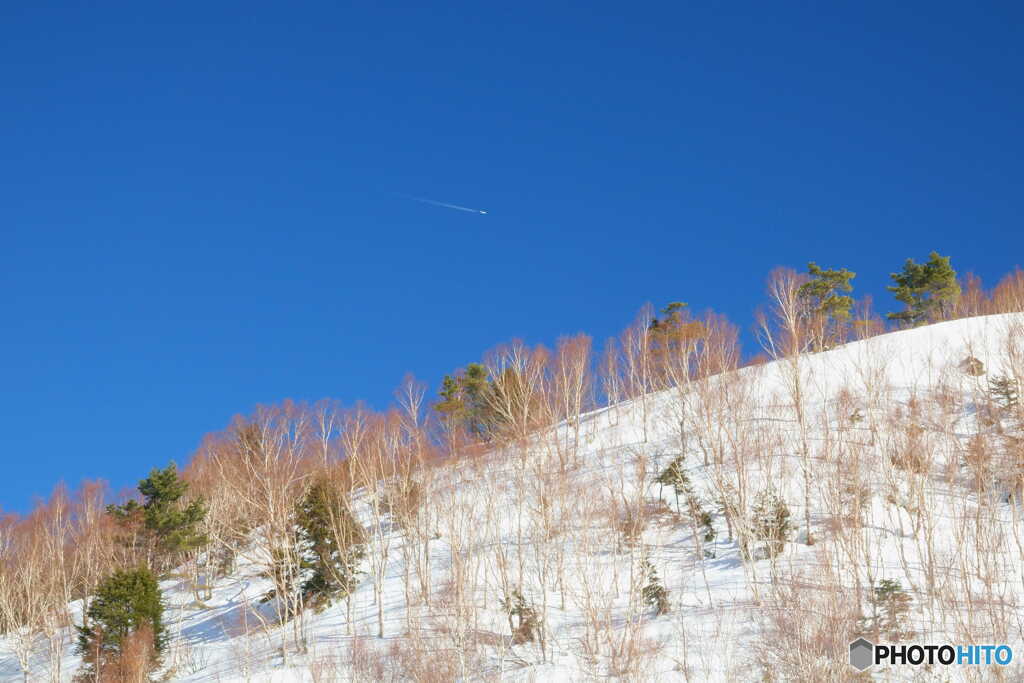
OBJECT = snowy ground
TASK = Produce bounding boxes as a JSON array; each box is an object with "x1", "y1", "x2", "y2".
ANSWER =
[{"x1": 4, "y1": 313, "x2": 1024, "y2": 681}]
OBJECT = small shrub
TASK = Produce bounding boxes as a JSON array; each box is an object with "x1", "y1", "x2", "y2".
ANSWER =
[
  {"x1": 990, "y1": 374, "x2": 1020, "y2": 410},
  {"x1": 655, "y1": 456, "x2": 716, "y2": 546},
  {"x1": 499, "y1": 590, "x2": 541, "y2": 644},
  {"x1": 860, "y1": 578, "x2": 914, "y2": 640},
  {"x1": 616, "y1": 506, "x2": 648, "y2": 548},
  {"x1": 349, "y1": 636, "x2": 385, "y2": 683},
  {"x1": 888, "y1": 421, "x2": 929, "y2": 474},
  {"x1": 750, "y1": 489, "x2": 791, "y2": 558},
  {"x1": 655, "y1": 455, "x2": 689, "y2": 511},
  {"x1": 579, "y1": 620, "x2": 664, "y2": 680},
  {"x1": 959, "y1": 356, "x2": 985, "y2": 377},
  {"x1": 309, "y1": 653, "x2": 341, "y2": 683},
  {"x1": 691, "y1": 499, "x2": 716, "y2": 544},
  {"x1": 350, "y1": 635, "x2": 462, "y2": 683},
  {"x1": 108, "y1": 623, "x2": 156, "y2": 683},
  {"x1": 212, "y1": 543, "x2": 237, "y2": 579},
  {"x1": 963, "y1": 434, "x2": 996, "y2": 492},
  {"x1": 839, "y1": 480, "x2": 871, "y2": 525},
  {"x1": 641, "y1": 561, "x2": 671, "y2": 615},
  {"x1": 757, "y1": 578, "x2": 861, "y2": 682}
]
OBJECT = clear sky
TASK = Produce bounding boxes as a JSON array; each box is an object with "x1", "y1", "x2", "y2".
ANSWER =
[{"x1": 3, "y1": 2, "x2": 1022, "y2": 512}]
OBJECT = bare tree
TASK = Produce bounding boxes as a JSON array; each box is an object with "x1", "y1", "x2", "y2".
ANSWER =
[
  {"x1": 548, "y1": 333, "x2": 593, "y2": 472},
  {"x1": 210, "y1": 402, "x2": 312, "y2": 660},
  {"x1": 348, "y1": 410, "x2": 403, "y2": 639},
  {"x1": 36, "y1": 485, "x2": 78, "y2": 683},
  {"x1": 758, "y1": 267, "x2": 815, "y2": 546},
  {"x1": 312, "y1": 398, "x2": 343, "y2": 467},
  {"x1": 621, "y1": 306, "x2": 656, "y2": 443},
  {"x1": 483, "y1": 340, "x2": 550, "y2": 446},
  {"x1": 600, "y1": 337, "x2": 623, "y2": 426},
  {"x1": 0, "y1": 511, "x2": 51, "y2": 681},
  {"x1": 392, "y1": 375, "x2": 439, "y2": 615},
  {"x1": 992, "y1": 267, "x2": 1024, "y2": 314}
]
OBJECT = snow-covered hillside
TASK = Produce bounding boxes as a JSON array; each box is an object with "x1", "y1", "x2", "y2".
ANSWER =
[{"x1": 5, "y1": 313, "x2": 1024, "y2": 681}]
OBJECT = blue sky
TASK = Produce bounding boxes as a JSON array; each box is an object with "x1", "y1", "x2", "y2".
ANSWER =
[{"x1": 3, "y1": 2, "x2": 1022, "y2": 511}]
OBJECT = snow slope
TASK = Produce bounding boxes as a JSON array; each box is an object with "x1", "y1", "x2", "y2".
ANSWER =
[{"x1": 4, "y1": 313, "x2": 1024, "y2": 681}]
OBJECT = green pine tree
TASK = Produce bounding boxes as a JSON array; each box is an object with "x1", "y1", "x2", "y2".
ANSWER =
[
  {"x1": 435, "y1": 375, "x2": 464, "y2": 423},
  {"x1": 641, "y1": 560, "x2": 671, "y2": 615},
  {"x1": 75, "y1": 567, "x2": 166, "y2": 680},
  {"x1": 861, "y1": 578, "x2": 913, "y2": 640},
  {"x1": 433, "y1": 363, "x2": 498, "y2": 438},
  {"x1": 655, "y1": 456, "x2": 715, "y2": 549},
  {"x1": 296, "y1": 478, "x2": 366, "y2": 610},
  {"x1": 108, "y1": 463, "x2": 208, "y2": 569},
  {"x1": 887, "y1": 251, "x2": 960, "y2": 326},
  {"x1": 649, "y1": 302, "x2": 705, "y2": 375},
  {"x1": 499, "y1": 590, "x2": 541, "y2": 644},
  {"x1": 649, "y1": 302, "x2": 689, "y2": 333},
  {"x1": 655, "y1": 455, "x2": 691, "y2": 512},
  {"x1": 750, "y1": 488, "x2": 791, "y2": 558},
  {"x1": 463, "y1": 363, "x2": 498, "y2": 436},
  {"x1": 797, "y1": 262, "x2": 855, "y2": 349}
]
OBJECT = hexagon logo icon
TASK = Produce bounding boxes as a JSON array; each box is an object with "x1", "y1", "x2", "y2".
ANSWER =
[{"x1": 849, "y1": 637, "x2": 874, "y2": 671}]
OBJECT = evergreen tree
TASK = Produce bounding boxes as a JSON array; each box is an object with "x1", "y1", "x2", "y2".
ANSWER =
[
  {"x1": 860, "y1": 578, "x2": 913, "y2": 640},
  {"x1": 655, "y1": 457, "x2": 715, "y2": 549},
  {"x1": 750, "y1": 488, "x2": 791, "y2": 558},
  {"x1": 649, "y1": 302, "x2": 705, "y2": 375},
  {"x1": 108, "y1": 463, "x2": 208, "y2": 569},
  {"x1": 434, "y1": 375, "x2": 463, "y2": 425},
  {"x1": 693, "y1": 503, "x2": 716, "y2": 545},
  {"x1": 75, "y1": 567, "x2": 166, "y2": 680},
  {"x1": 499, "y1": 590, "x2": 541, "y2": 644},
  {"x1": 655, "y1": 455, "x2": 690, "y2": 512},
  {"x1": 461, "y1": 363, "x2": 493, "y2": 430},
  {"x1": 433, "y1": 363, "x2": 497, "y2": 438},
  {"x1": 295, "y1": 478, "x2": 366, "y2": 610},
  {"x1": 797, "y1": 262, "x2": 855, "y2": 349},
  {"x1": 640, "y1": 560, "x2": 671, "y2": 615},
  {"x1": 887, "y1": 251, "x2": 960, "y2": 326},
  {"x1": 649, "y1": 301, "x2": 689, "y2": 334}
]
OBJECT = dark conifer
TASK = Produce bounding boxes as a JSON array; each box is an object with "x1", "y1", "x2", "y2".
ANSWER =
[
  {"x1": 798, "y1": 262, "x2": 855, "y2": 348},
  {"x1": 296, "y1": 478, "x2": 366, "y2": 610},
  {"x1": 433, "y1": 363, "x2": 498, "y2": 438},
  {"x1": 75, "y1": 567, "x2": 165, "y2": 680},
  {"x1": 750, "y1": 488, "x2": 791, "y2": 558},
  {"x1": 887, "y1": 252, "x2": 960, "y2": 325},
  {"x1": 107, "y1": 463, "x2": 208, "y2": 569},
  {"x1": 641, "y1": 560, "x2": 671, "y2": 615}
]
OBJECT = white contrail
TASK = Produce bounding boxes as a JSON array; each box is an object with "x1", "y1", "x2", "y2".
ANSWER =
[{"x1": 403, "y1": 195, "x2": 488, "y2": 214}]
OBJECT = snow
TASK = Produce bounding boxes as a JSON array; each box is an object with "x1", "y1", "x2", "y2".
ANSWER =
[{"x1": 4, "y1": 313, "x2": 1024, "y2": 681}]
